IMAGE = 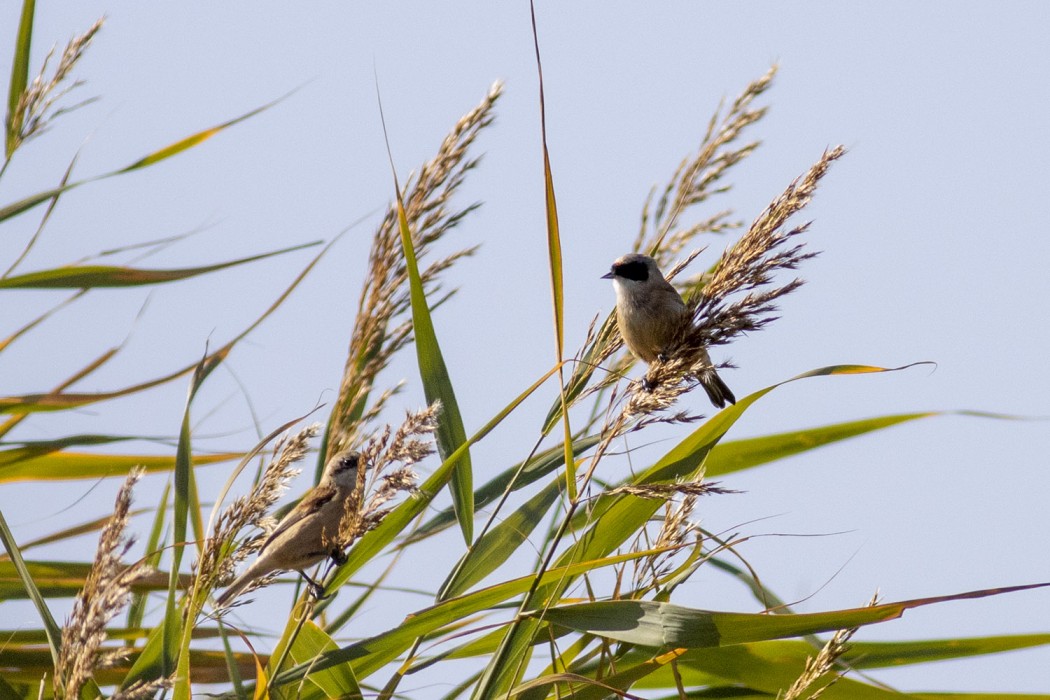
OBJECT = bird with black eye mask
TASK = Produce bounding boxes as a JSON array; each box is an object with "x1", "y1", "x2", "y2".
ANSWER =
[{"x1": 603, "y1": 253, "x2": 735, "y2": 408}]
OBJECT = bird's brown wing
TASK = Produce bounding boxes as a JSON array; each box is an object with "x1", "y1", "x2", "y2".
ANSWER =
[
  {"x1": 259, "y1": 483, "x2": 337, "y2": 553},
  {"x1": 649, "y1": 283, "x2": 690, "y2": 346},
  {"x1": 654, "y1": 276, "x2": 687, "y2": 309}
]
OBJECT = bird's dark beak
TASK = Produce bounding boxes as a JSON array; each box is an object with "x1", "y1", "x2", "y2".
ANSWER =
[{"x1": 601, "y1": 271, "x2": 614, "y2": 280}]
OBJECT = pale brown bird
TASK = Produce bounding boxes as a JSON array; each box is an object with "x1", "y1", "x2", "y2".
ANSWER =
[
  {"x1": 215, "y1": 452, "x2": 361, "y2": 606},
  {"x1": 603, "y1": 252, "x2": 735, "y2": 408}
]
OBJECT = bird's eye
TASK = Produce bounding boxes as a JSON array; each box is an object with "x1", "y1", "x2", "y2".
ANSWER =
[
  {"x1": 615, "y1": 260, "x2": 649, "y2": 282},
  {"x1": 335, "y1": 455, "x2": 358, "y2": 473}
]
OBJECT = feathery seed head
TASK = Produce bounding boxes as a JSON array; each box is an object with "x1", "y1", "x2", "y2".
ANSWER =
[{"x1": 55, "y1": 467, "x2": 151, "y2": 700}]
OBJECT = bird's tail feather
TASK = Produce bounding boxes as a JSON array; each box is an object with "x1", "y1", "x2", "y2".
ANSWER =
[
  {"x1": 214, "y1": 566, "x2": 259, "y2": 607},
  {"x1": 699, "y1": 369, "x2": 735, "y2": 409}
]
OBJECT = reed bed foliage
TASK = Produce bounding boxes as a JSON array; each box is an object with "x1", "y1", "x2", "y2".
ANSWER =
[{"x1": 1, "y1": 7, "x2": 1046, "y2": 700}]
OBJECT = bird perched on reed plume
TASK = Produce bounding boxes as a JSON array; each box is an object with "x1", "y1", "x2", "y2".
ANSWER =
[
  {"x1": 603, "y1": 252, "x2": 735, "y2": 408},
  {"x1": 215, "y1": 452, "x2": 361, "y2": 606}
]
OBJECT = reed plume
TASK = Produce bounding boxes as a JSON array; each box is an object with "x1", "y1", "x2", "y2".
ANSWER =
[
  {"x1": 325, "y1": 84, "x2": 502, "y2": 463},
  {"x1": 55, "y1": 468, "x2": 154, "y2": 700},
  {"x1": 5, "y1": 17, "x2": 103, "y2": 159}
]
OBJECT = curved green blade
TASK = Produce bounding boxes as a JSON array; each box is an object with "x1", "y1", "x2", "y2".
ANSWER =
[
  {"x1": 0, "y1": 449, "x2": 237, "y2": 482},
  {"x1": 393, "y1": 193, "x2": 473, "y2": 544},
  {"x1": 4, "y1": 0, "x2": 34, "y2": 158},
  {"x1": 0, "y1": 241, "x2": 318, "y2": 289},
  {"x1": 0, "y1": 90, "x2": 294, "y2": 223},
  {"x1": 540, "y1": 584, "x2": 1050, "y2": 648}
]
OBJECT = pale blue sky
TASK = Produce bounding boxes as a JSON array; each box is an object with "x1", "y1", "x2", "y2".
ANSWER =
[{"x1": 4, "y1": 3, "x2": 1050, "y2": 695}]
